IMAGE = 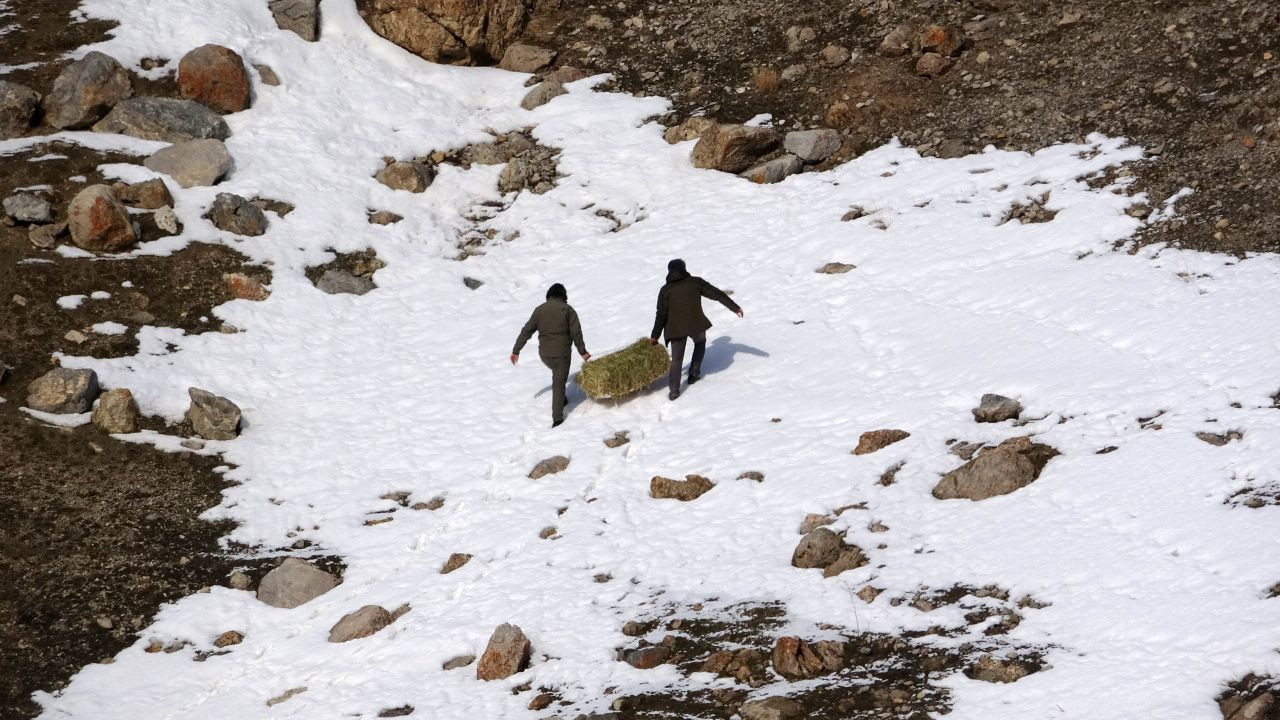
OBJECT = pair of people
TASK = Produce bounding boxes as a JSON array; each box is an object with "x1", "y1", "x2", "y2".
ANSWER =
[{"x1": 510, "y1": 259, "x2": 743, "y2": 427}]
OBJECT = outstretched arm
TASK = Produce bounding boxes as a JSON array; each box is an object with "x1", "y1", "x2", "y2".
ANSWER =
[
  {"x1": 701, "y1": 279, "x2": 742, "y2": 315},
  {"x1": 650, "y1": 286, "x2": 669, "y2": 342}
]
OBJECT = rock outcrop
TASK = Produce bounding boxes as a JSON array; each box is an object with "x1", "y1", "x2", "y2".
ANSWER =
[
  {"x1": 933, "y1": 436, "x2": 1059, "y2": 500},
  {"x1": 358, "y1": 0, "x2": 532, "y2": 65}
]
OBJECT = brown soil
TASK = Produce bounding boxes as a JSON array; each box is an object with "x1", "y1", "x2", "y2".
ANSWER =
[{"x1": 524, "y1": 0, "x2": 1280, "y2": 255}]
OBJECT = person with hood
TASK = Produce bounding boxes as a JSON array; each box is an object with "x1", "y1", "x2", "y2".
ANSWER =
[
  {"x1": 649, "y1": 259, "x2": 743, "y2": 400},
  {"x1": 511, "y1": 283, "x2": 591, "y2": 427}
]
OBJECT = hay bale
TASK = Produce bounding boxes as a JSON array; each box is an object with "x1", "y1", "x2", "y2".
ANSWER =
[{"x1": 576, "y1": 339, "x2": 670, "y2": 399}]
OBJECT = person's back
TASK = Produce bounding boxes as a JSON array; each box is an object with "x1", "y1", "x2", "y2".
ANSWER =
[
  {"x1": 649, "y1": 259, "x2": 742, "y2": 400},
  {"x1": 511, "y1": 284, "x2": 590, "y2": 427}
]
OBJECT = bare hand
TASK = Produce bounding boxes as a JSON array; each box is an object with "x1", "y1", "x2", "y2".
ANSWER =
[
  {"x1": 581, "y1": 352, "x2": 592, "y2": 362},
  {"x1": 736, "y1": 309, "x2": 744, "y2": 318},
  {"x1": 510, "y1": 353, "x2": 519, "y2": 365},
  {"x1": 648, "y1": 337, "x2": 659, "y2": 345}
]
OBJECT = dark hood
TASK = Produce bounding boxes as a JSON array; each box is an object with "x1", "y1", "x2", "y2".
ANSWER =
[{"x1": 666, "y1": 259, "x2": 689, "y2": 283}]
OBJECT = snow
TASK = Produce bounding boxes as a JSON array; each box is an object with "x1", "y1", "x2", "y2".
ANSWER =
[
  {"x1": 90, "y1": 290, "x2": 111, "y2": 300},
  {"x1": 21, "y1": 408, "x2": 91, "y2": 427},
  {"x1": 31, "y1": 1, "x2": 1280, "y2": 719},
  {"x1": 57, "y1": 294, "x2": 87, "y2": 310},
  {"x1": 91, "y1": 321, "x2": 127, "y2": 336}
]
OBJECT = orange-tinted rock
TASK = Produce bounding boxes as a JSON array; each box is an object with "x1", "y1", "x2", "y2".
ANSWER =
[
  {"x1": 67, "y1": 185, "x2": 137, "y2": 252},
  {"x1": 178, "y1": 44, "x2": 251, "y2": 114}
]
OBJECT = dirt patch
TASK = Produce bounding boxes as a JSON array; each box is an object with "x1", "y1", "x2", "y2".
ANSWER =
[{"x1": 524, "y1": 0, "x2": 1280, "y2": 255}]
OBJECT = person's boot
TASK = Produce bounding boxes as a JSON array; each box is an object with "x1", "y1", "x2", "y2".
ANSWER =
[
  {"x1": 552, "y1": 417, "x2": 564, "y2": 428},
  {"x1": 687, "y1": 371, "x2": 701, "y2": 385},
  {"x1": 668, "y1": 389, "x2": 680, "y2": 401}
]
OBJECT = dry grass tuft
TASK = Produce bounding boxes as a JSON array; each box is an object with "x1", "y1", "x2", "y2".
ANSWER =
[
  {"x1": 752, "y1": 67, "x2": 781, "y2": 93},
  {"x1": 576, "y1": 339, "x2": 670, "y2": 400}
]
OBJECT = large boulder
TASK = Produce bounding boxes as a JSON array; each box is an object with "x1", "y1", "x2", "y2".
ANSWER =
[
  {"x1": 92, "y1": 388, "x2": 140, "y2": 433},
  {"x1": 144, "y1": 139, "x2": 233, "y2": 187},
  {"x1": 739, "y1": 154, "x2": 802, "y2": 184},
  {"x1": 783, "y1": 128, "x2": 841, "y2": 163},
  {"x1": 3, "y1": 193, "x2": 54, "y2": 224},
  {"x1": 932, "y1": 436, "x2": 1059, "y2": 501},
  {"x1": 791, "y1": 527, "x2": 867, "y2": 577},
  {"x1": 27, "y1": 367, "x2": 100, "y2": 413},
  {"x1": 185, "y1": 387, "x2": 242, "y2": 440},
  {"x1": 270, "y1": 0, "x2": 321, "y2": 41},
  {"x1": 256, "y1": 557, "x2": 339, "y2": 608},
  {"x1": 43, "y1": 52, "x2": 133, "y2": 130},
  {"x1": 853, "y1": 428, "x2": 910, "y2": 455},
  {"x1": 328, "y1": 605, "x2": 393, "y2": 642},
  {"x1": 0, "y1": 81, "x2": 40, "y2": 138},
  {"x1": 93, "y1": 97, "x2": 231, "y2": 143},
  {"x1": 771, "y1": 636, "x2": 843, "y2": 680},
  {"x1": 315, "y1": 269, "x2": 375, "y2": 295},
  {"x1": 206, "y1": 193, "x2": 269, "y2": 236},
  {"x1": 67, "y1": 185, "x2": 137, "y2": 252},
  {"x1": 972, "y1": 393, "x2": 1022, "y2": 423},
  {"x1": 476, "y1": 623, "x2": 531, "y2": 680},
  {"x1": 739, "y1": 696, "x2": 804, "y2": 720},
  {"x1": 691, "y1": 124, "x2": 780, "y2": 173},
  {"x1": 375, "y1": 161, "x2": 433, "y2": 192},
  {"x1": 359, "y1": 0, "x2": 532, "y2": 65},
  {"x1": 650, "y1": 474, "x2": 715, "y2": 501},
  {"x1": 178, "y1": 45, "x2": 251, "y2": 114}
]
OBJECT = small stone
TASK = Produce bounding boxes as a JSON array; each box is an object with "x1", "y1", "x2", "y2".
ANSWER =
[
  {"x1": 256, "y1": 557, "x2": 338, "y2": 608},
  {"x1": 853, "y1": 429, "x2": 910, "y2": 455},
  {"x1": 822, "y1": 547, "x2": 869, "y2": 577},
  {"x1": 269, "y1": 0, "x2": 320, "y2": 41},
  {"x1": 498, "y1": 44, "x2": 557, "y2": 73},
  {"x1": 254, "y1": 64, "x2": 281, "y2": 86},
  {"x1": 553, "y1": 66, "x2": 592, "y2": 84},
  {"x1": 877, "y1": 24, "x2": 914, "y2": 57},
  {"x1": 739, "y1": 696, "x2": 804, "y2": 720},
  {"x1": 462, "y1": 277, "x2": 483, "y2": 290},
  {"x1": 819, "y1": 44, "x2": 851, "y2": 67},
  {"x1": 154, "y1": 206, "x2": 180, "y2": 234},
  {"x1": 92, "y1": 388, "x2": 140, "y2": 433},
  {"x1": 529, "y1": 455, "x2": 570, "y2": 479},
  {"x1": 538, "y1": 526, "x2": 557, "y2": 539},
  {"x1": 785, "y1": 26, "x2": 817, "y2": 52},
  {"x1": 180, "y1": 439, "x2": 205, "y2": 451},
  {"x1": 375, "y1": 161, "x2": 433, "y2": 193},
  {"x1": 816, "y1": 262, "x2": 856, "y2": 274},
  {"x1": 224, "y1": 273, "x2": 270, "y2": 301},
  {"x1": 95, "y1": 616, "x2": 114, "y2": 630},
  {"x1": 976, "y1": 50, "x2": 991, "y2": 64},
  {"x1": 227, "y1": 570, "x2": 253, "y2": 590},
  {"x1": 27, "y1": 367, "x2": 100, "y2": 413},
  {"x1": 798, "y1": 513, "x2": 834, "y2": 535},
  {"x1": 771, "y1": 636, "x2": 841, "y2": 680},
  {"x1": 442, "y1": 654, "x2": 475, "y2": 670},
  {"x1": 368, "y1": 210, "x2": 403, "y2": 225},
  {"x1": 791, "y1": 527, "x2": 842, "y2": 569},
  {"x1": 916, "y1": 52, "x2": 955, "y2": 77},
  {"x1": 967, "y1": 654, "x2": 1037, "y2": 683},
  {"x1": 67, "y1": 185, "x2": 137, "y2": 252},
  {"x1": 266, "y1": 687, "x2": 307, "y2": 707},
  {"x1": 328, "y1": 605, "x2": 393, "y2": 642},
  {"x1": 29, "y1": 222, "x2": 67, "y2": 248},
  {"x1": 206, "y1": 193, "x2": 268, "y2": 236},
  {"x1": 43, "y1": 52, "x2": 133, "y2": 130},
  {"x1": 621, "y1": 620, "x2": 647, "y2": 636},
  {"x1": 528, "y1": 693, "x2": 555, "y2": 711},
  {"x1": 520, "y1": 80, "x2": 567, "y2": 110},
  {"x1": 476, "y1": 623, "x2": 531, "y2": 680},
  {"x1": 441, "y1": 553, "x2": 472, "y2": 574},
  {"x1": 623, "y1": 646, "x2": 670, "y2": 669},
  {"x1": 649, "y1": 474, "x2": 714, "y2": 501},
  {"x1": 737, "y1": 470, "x2": 764, "y2": 482},
  {"x1": 214, "y1": 630, "x2": 244, "y2": 647},
  {"x1": 917, "y1": 25, "x2": 965, "y2": 57},
  {"x1": 780, "y1": 63, "x2": 807, "y2": 82},
  {"x1": 856, "y1": 585, "x2": 882, "y2": 603},
  {"x1": 663, "y1": 116, "x2": 718, "y2": 144},
  {"x1": 783, "y1": 128, "x2": 841, "y2": 162},
  {"x1": 740, "y1": 154, "x2": 803, "y2": 184},
  {"x1": 114, "y1": 178, "x2": 174, "y2": 209},
  {"x1": 64, "y1": 330, "x2": 88, "y2": 344},
  {"x1": 186, "y1": 387, "x2": 241, "y2": 440},
  {"x1": 0, "y1": 81, "x2": 40, "y2": 138},
  {"x1": 178, "y1": 44, "x2": 251, "y2": 114},
  {"x1": 144, "y1": 139, "x2": 232, "y2": 188},
  {"x1": 315, "y1": 269, "x2": 375, "y2": 295},
  {"x1": 3, "y1": 193, "x2": 54, "y2": 223},
  {"x1": 93, "y1": 97, "x2": 231, "y2": 143},
  {"x1": 972, "y1": 393, "x2": 1022, "y2": 422}
]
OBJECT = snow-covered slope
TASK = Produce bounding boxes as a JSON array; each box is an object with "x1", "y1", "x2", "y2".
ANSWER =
[{"x1": 23, "y1": 1, "x2": 1280, "y2": 718}]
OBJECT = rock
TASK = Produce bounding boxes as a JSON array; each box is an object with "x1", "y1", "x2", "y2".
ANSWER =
[
  {"x1": 520, "y1": 80, "x2": 567, "y2": 110},
  {"x1": 497, "y1": 157, "x2": 534, "y2": 193},
  {"x1": 951, "y1": 441, "x2": 985, "y2": 460},
  {"x1": 932, "y1": 436, "x2": 1059, "y2": 501},
  {"x1": 623, "y1": 646, "x2": 670, "y2": 669},
  {"x1": 255, "y1": 64, "x2": 281, "y2": 86},
  {"x1": 144, "y1": 139, "x2": 233, "y2": 187},
  {"x1": 553, "y1": 66, "x2": 591, "y2": 84},
  {"x1": 0, "y1": 81, "x2": 40, "y2": 138},
  {"x1": 94, "y1": 97, "x2": 231, "y2": 143},
  {"x1": 498, "y1": 44, "x2": 556, "y2": 73},
  {"x1": 528, "y1": 455, "x2": 570, "y2": 479},
  {"x1": 227, "y1": 570, "x2": 254, "y2": 590},
  {"x1": 783, "y1": 129, "x2": 841, "y2": 163},
  {"x1": 740, "y1": 154, "x2": 803, "y2": 184},
  {"x1": 916, "y1": 53, "x2": 955, "y2": 77},
  {"x1": 443, "y1": 654, "x2": 475, "y2": 670},
  {"x1": 27, "y1": 367, "x2": 100, "y2": 413},
  {"x1": 878, "y1": 24, "x2": 914, "y2": 57},
  {"x1": 967, "y1": 654, "x2": 1036, "y2": 683},
  {"x1": 206, "y1": 193, "x2": 269, "y2": 236},
  {"x1": 1226, "y1": 692, "x2": 1276, "y2": 720},
  {"x1": 224, "y1": 273, "x2": 270, "y2": 301},
  {"x1": 819, "y1": 44, "x2": 851, "y2": 67},
  {"x1": 462, "y1": 276, "x2": 483, "y2": 290},
  {"x1": 270, "y1": 0, "x2": 320, "y2": 41},
  {"x1": 853, "y1": 429, "x2": 910, "y2": 455},
  {"x1": 791, "y1": 527, "x2": 842, "y2": 569},
  {"x1": 798, "y1": 513, "x2": 834, "y2": 534},
  {"x1": 92, "y1": 388, "x2": 140, "y2": 433},
  {"x1": 154, "y1": 206, "x2": 181, "y2": 234},
  {"x1": 737, "y1": 470, "x2": 765, "y2": 482},
  {"x1": 816, "y1": 262, "x2": 856, "y2": 274},
  {"x1": 917, "y1": 25, "x2": 965, "y2": 57},
  {"x1": 67, "y1": 185, "x2": 137, "y2": 252},
  {"x1": 1196, "y1": 430, "x2": 1242, "y2": 446},
  {"x1": 256, "y1": 557, "x2": 338, "y2": 608},
  {"x1": 315, "y1": 269, "x2": 375, "y2": 295},
  {"x1": 64, "y1": 330, "x2": 88, "y2": 345},
  {"x1": 266, "y1": 687, "x2": 307, "y2": 706},
  {"x1": 972, "y1": 393, "x2": 1022, "y2": 422},
  {"x1": 664, "y1": 116, "x2": 717, "y2": 144},
  {"x1": 328, "y1": 605, "x2": 393, "y2": 642},
  {"x1": 822, "y1": 547, "x2": 868, "y2": 578},
  {"x1": 114, "y1": 178, "x2": 174, "y2": 209},
  {"x1": 784, "y1": 25, "x2": 816, "y2": 52},
  {"x1": 691, "y1": 124, "x2": 779, "y2": 174},
  {"x1": 29, "y1": 222, "x2": 67, "y2": 248},
  {"x1": 43, "y1": 52, "x2": 133, "y2": 130},
  {"x1": 476, "y1": 623, "x2": 531, "y2": 680},
  {"x1": 780, "y1": 63, "x2": 807, "y2": 82},
  {"x1": 214, "y1": 630, "x2": 244, "y2": 647},
  {"x1": 856, "y1": 585, "x2": 882, "y2": 603},
  {"x1": 441, "y1": 552, "x2": 472, "y2": 574},
  {"x1": 178, "y1": 44, "x2": 251, "y2": 114},
  {"x1": 368, "y1": 210, "x2": 402, "y2": 225},
  {"x1": 3, "y1": 193, "x2": 54, "y2": 223},
  {"x1": 360, "y1": 0, "x2": 529, "y2": 65},
  {"x1": 649, "y1": 474, "x2": 714, "y2": 501},
  {"x1": 739, "y1": 696, "x2": 804, "y2": 720},
  {"x1": 771, "y1": 636, "x2": 843, "y2": 680},
  {"x1": 375, "y1": 161, "x2": 433, "y2": 192},
  {"x1": 185, "y1": 387, "x2": 241, "y2": 440}
]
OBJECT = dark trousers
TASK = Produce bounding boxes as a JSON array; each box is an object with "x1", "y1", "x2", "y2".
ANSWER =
[
  {"x1": 668, "y1": 332, "x2": 706, "y2": 396},
  {"x1": 541, "y1": 355, "x2": 570, "y2": 422}
]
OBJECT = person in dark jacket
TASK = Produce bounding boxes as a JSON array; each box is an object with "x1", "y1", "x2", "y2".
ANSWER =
[
  {"x1": 649, "y1": 259, "x2": 743, "y2": 400},
  {"x1": 512, "y1": 283, "x2": 591, "y2": 427}
]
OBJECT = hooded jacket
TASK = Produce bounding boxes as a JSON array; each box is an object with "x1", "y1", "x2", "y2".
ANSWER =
[
  {"x1": 650, "y1": 266, "x2": 740, "y2": 342},
  {"x1": 513, "y1": 298, "x2": 587, "y2": 360}
]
